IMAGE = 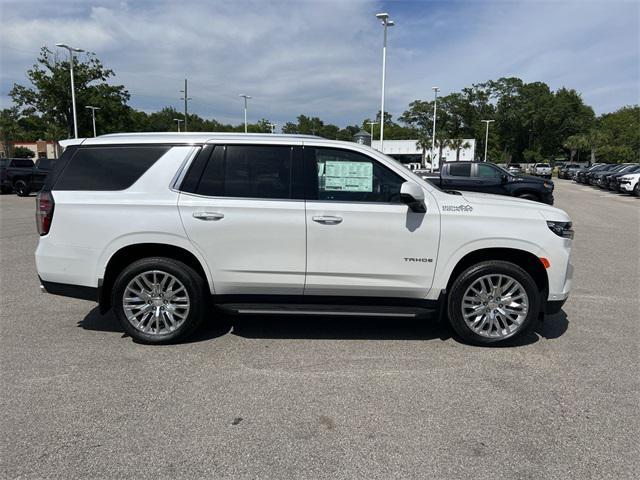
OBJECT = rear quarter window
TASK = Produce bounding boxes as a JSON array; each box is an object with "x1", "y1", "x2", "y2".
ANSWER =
[{"x1": 54, "y1": 146, "x2": 170, "y2": 191}]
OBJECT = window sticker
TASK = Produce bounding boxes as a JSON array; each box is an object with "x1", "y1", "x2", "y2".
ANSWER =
[{"x1": 322, "y1": 160, "x2": 373, "y2": 192}]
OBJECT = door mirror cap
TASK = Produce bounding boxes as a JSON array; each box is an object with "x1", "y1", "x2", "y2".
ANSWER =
[
  {"x1": 400, "y1": 182, "x2": 426, "y2": 213},
  {"x1": 501, "y1": 174, "x2": 509, "y2": 183}
]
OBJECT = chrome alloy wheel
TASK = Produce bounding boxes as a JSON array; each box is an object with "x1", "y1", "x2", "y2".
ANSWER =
[
  {"x1": 122, "y1": 270, "x2": 190, "y2": 335},
  {"x1": 461, "y1": 274, "x2": 529, "y2": 339}
]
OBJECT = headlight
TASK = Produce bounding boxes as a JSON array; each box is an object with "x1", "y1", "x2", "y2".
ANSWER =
[{"x1": 547, "y1": 221, "x2": 574, "y2": 239}]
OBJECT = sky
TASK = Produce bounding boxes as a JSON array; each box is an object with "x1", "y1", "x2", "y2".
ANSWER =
[{"x1": 0, "y1": 0, "x2": 638, "y2": 129}]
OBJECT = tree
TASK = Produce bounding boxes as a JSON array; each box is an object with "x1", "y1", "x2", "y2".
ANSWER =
[
  {"x1": 563, "y1": 135, "x2": 586, "y2": 162},
  {"x1": 13, "y1": 146, "x2": 35, "y2": 158},
  {"x1": 415, "y1": 131, "x2": 431, "y2": 166},
  {"x1": 448, "y1": 139, "x2": 471, "y2": 161},
  {"x1": 9, "y1": 47, "x2": 131, "y2": 139}
]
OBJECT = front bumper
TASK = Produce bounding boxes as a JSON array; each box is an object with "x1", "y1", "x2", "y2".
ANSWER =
[{"x1": 619, "y1": 181, "x2": 634, "y2": 192}]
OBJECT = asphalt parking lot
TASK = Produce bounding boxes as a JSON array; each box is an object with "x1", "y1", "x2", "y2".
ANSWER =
[{"x1": 1, "y1": 181, "x2": 638, "y2": 480}]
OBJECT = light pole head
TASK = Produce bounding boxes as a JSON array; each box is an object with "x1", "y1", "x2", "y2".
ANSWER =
[
  {"x1": 239, "y1": 94, "x2": 251, "y2": 100},
  {"x1": 376, "y1": 12, "x2": 394, "y2": 25},
  {"x1": 432, "y1": 86, "x2": 440, "y2": 93},
  {"x1": 56, "y1": 43, "x2": 84, "y2": 52}
]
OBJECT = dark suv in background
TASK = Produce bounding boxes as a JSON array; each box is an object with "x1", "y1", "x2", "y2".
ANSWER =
[{"x1": 421, "y1": 161, "x2": 555, "y2": 204}]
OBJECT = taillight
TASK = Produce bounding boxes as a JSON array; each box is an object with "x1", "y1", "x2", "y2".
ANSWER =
[{"x1": 36, "y1": 191, "x2": 54, "y2": 236}]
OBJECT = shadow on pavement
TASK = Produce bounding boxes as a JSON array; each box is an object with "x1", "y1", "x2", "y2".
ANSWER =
[{"x1": 78, "y1": 307, "x2": 570, "y2": 346}]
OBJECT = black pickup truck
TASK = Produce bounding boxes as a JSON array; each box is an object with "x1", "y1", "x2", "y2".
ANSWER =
[
  {"x1": 0, "y1": 157, "x2": 53, "y2": 196},
  {"x1": 419, "y1": 161, "x2": 554, "y2": 205}
]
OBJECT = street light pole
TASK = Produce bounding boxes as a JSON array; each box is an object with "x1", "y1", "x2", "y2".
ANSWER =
[
  {"x1": 239, "y1": 94, "x2": 251, "y2": 133},
  {"x1": 482, "y1": 120, "x2": 495, "y2": 162},
  {"x1": 268, "y1": 122, "x2": 276, "y2": 133},
  {"x1": 430, "y1": 86, "x2": 440, "y2": 172},
  {"x1": 180, "y1": 79, "x2": 191, "y2": 132},
  {"x1": 375, "y1": 13, "x2": 394, "y2": 152},
  {"x1": 55, "y1": 43, "x2": 84, "y2": 139},
  {"x1": 85, "y1": 106, "x2": 100, "y2": 137},
  {"x1": 173, "y1": 118, "x2": 184, "y2": 132},
  {"x1": 367, "y1": 121, "x2": 378, "y2": 142}
]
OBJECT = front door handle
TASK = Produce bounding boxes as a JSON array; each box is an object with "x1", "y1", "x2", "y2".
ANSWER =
[
  {"x1": 312, "y1": 215, "x2": 343, "y2": 225},
  {"x1": 193, "y1": 211, "x2": 224, "y2": 221}
]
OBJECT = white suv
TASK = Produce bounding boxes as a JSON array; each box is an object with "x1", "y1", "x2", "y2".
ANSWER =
[
  {"x1": 36, "y1": 133, "x2": 573, "y2": 346},
  {"x1": 619, "y1": 172, "x2": 640, "y2": 196}
]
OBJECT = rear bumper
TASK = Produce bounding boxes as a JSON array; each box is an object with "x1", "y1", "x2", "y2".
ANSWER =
[{"x1": 39, "y1": 277, "x2": 99, "y2": 302}]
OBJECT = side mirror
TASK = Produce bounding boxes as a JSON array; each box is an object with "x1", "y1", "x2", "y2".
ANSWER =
[
  {"x1": 400, "y1": 182, "x2": 426, "y2": 213},
  {"x1": 501, "y1": 174, "x2": 509, "y2": 184}
]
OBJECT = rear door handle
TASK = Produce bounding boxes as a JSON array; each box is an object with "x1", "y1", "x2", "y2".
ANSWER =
[
  {"x1": 312, "y1": 215, "x2": 343, "y2": 225},
  {"x1": 193, "y1": 211, "x2": 224, "y2": 221}
]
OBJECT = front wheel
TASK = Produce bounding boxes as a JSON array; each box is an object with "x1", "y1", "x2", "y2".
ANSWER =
[
  {"x1": 13, "y1": 179, "x2": 31, "y2": 196},
  {"x1": 634, "y1": 183, "x2": 639, "y2": 197},
  {"x1": 447, "y1": 260, "x2": 541, "y2": 346},
  {"x1": 112, "y1": 257, "x2": 207, "y2": 344}
]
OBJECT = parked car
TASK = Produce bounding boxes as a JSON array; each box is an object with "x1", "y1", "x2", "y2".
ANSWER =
[
  {"x1": 36, "y1": 133, "x2": 573, "y2": 346},
  {"x1": 600, "y1": 164, "x2": 640, "y2": 190},
  {"x1": 618, "y1": 172, "x2": 640, "y2": 196},
  {"x1": 507, "y1": 163, "x2": 522, "y2": 175},
  {"x1": 592, "y1": 164, "x2": 629, "y2": 188},
  {"x1": 608, "y1": 165, "x2": 640, "y2": 191},
  {"x1": 423, "y1": 161, "x2": 554, "y2": 204},
  {"x1": 558, "y1": 163, "x2": 581, "y2": 179},
  {"x1": 532, "y1": 163, "x2": 552, "y2": 179},
  {"x1": 0, "y1": 157, "x2": 53, "y2": 196},
  {"x1": 587, "y1": 163, "x2": 621, "y2": 186},
  {"x1": 574, "y1": 164, "x2": 604, "y2": 184}
]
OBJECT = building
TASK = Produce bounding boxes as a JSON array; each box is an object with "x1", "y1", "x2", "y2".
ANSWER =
[
  {"x1": 371, "y1": 139, "x2": 476, "y2": 170},
  {"x1": 1, "y1": 140, "x2": 59, "y2": 159}
]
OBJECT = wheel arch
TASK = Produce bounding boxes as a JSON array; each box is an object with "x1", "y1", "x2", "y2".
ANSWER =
[
  {"x1": 99, "y1": 243, "x2": 211, "y2": 313},
  {"x1": 445, "y1": 247, "x2": 549, "y2": 299}
]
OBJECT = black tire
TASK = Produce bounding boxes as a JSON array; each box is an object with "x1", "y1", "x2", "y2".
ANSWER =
[
  {"x1": 517, "y1": 193, "x2": 539, "y2": 202},
  {"x1": 634, "y1": 182, "x2": 639, "y2": 197},
  {"x1": 447, "y1": 260, "x2": 541, "y2": 346},
  {"x1": 0, "y1": 186, "x2": 11, "y2": 194},
  {"x1": 13, "y1": 179, "x2": 30, "y2": 196},
  {"x1": 111, "y1": 256, "x2": 207, "y2": 344}
]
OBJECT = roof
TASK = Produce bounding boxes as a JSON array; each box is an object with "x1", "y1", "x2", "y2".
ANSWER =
[{"x1": 58, "y1": 132, "x2": 325, "y2": 148}]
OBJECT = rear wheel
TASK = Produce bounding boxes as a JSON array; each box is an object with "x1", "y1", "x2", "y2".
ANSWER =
[
  {"x1": 13, "y1": 179, "x2": 30, "y2": 196},
  {"x1": 112, "y1": 257, "x2": 207, "y2": 344},
  {"x1": 447, "y1": 260, "x2": 541, "y2": 346}
]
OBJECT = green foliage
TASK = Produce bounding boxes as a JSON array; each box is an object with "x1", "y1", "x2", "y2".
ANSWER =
[
  {"x1": 13, "y1": 146, "x2": 35, "y2": 158},
  {"x1": 10, "y1": 47, "x2": 131, "y2": 138}
]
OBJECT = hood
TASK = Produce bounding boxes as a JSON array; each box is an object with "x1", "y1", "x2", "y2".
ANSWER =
[
  {"x1": 511, "y1": 174, "x2": 549, "y2": 184},
  {"x1": 457, "y1": 190, "x2": 569, "y2": 221}
]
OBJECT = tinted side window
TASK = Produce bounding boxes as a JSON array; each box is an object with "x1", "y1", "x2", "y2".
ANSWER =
[
  {"x1": 312, "y1": 148, "x2": 403, "y2": 203},
  {"x1": 196, "y1": 145, "x2": 292, "y2": 199},
  {"x1": 11, "y1": 159, "x2": 34, "y2": 168},
  {"x1": 448, "y1": 163, "x2": 471, "y2": 177},
  {"x1": 54, "y1": 146, "x2": 169, "y2": 191},
  {"x1": 36, "y1": 158, "x2": 51, "y2": 169},
  {"x1": 477, "y1": 164, "x2": 502, "y2": 178}
]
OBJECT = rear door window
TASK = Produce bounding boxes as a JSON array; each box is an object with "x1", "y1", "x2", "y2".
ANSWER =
[
  {"x1": 196, "y1": 145, "x2": 293, "y2": 199},
  {"x1": 54, "y1": 146, "x2": 170, "y2": 191},
  {"x1": 448, "y1": 163, "x2": 471, "y2": 177}
]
